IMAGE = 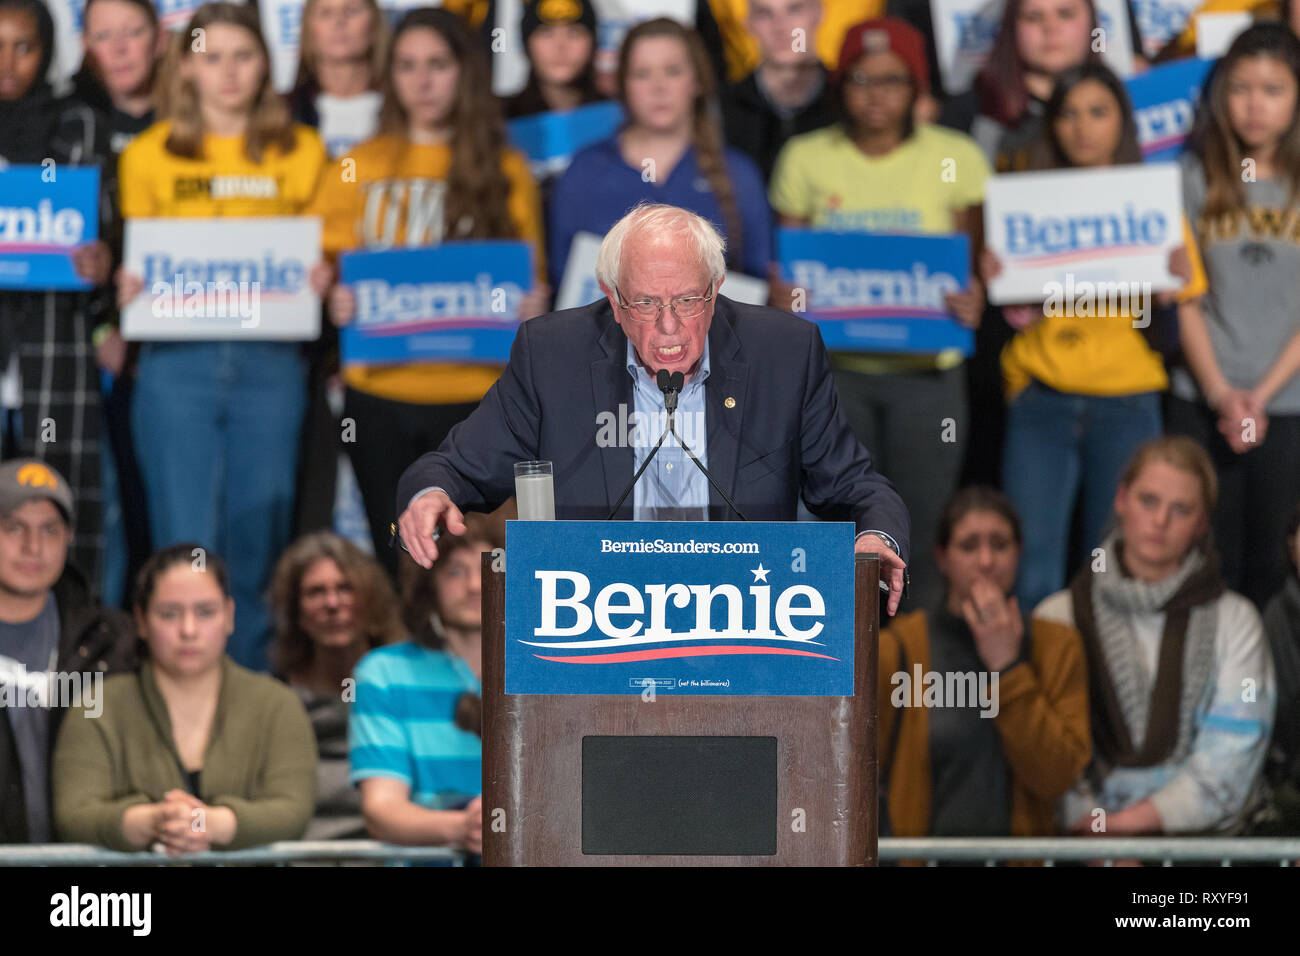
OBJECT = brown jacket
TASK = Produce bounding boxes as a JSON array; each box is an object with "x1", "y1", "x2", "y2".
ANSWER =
[{"x1": 878, "y1": 609, "x2": 1091, "y2": 837}]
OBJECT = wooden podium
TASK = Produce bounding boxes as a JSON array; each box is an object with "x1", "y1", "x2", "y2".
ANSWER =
[{"x1": 480, "y1": 551, "x2": 880, "y2": 866}]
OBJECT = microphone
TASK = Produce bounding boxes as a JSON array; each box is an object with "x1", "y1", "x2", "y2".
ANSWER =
[
  {"x1": 606, "y1": 368, "x2": 749, "y2": 521},
  {"x1": 656, "y1": 369, "x2": 684, "y2": 414}
]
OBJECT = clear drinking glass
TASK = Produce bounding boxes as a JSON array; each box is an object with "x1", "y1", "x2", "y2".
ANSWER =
[{"x1": 514, "y1": 460, "x2": 555, "y2": 520}]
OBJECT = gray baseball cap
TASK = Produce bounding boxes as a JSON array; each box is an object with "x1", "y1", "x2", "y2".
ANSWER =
[{"x1": 0, "y1": 459, "x2": 74, "y2": 524}]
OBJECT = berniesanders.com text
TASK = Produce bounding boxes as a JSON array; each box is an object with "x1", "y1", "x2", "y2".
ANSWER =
[{"x1": 600, "y1": 539, "x2": 760, "y2": 555}]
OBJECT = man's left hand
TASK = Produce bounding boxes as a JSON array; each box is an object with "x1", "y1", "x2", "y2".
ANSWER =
[{"x1": 855, "y1": 534, "x2": 906, "y2": 616}]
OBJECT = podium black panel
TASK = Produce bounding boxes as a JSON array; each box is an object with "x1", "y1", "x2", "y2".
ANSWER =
[{"x1": 581, "y1": 735, "x2": 778, "y2": 855}]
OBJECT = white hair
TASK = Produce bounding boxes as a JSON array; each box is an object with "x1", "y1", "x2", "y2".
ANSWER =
[{"x1": 594, "y1": 204, "x2": 727, "y2": 293}]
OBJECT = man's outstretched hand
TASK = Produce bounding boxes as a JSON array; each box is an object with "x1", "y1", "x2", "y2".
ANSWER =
[{"x1": 397, "y1": 489, "x2": 467, "y2": 568}]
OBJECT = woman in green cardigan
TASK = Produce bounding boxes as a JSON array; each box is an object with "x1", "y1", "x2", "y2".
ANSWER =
[{"x1": 53, "y1": 545, "x2": 317, "y2": 854}]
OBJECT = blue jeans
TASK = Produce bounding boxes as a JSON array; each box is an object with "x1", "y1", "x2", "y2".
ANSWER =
[
  {"x1": 1003, "y1": 382, "x2": 1161, "y2": 612},
  {"x1": 131, "y1": 342, "x2": 307, "y2": 670}
]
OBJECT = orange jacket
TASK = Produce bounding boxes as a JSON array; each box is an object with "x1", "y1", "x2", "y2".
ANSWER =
[{"x1": 877, "y1": 609, "x2": 1091, "y2": 838}]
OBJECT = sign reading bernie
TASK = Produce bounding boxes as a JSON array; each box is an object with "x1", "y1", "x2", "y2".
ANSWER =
[{"x1": 505, "y1": 520, "x2": 856, "y2": 696}]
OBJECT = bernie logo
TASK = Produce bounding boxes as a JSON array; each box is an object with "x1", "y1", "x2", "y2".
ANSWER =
[
  {"x1": 1134, "y1": 96, "x2": 1196, "y2": 156},
  {"x1": 141, "y1": 252, "x2": 305, "y2": 298},
  {"x1": 788, "y1": 260, "x2": 959, "y2": 319},
  {"x1": 951, "y1": 10, "x2": 1000, "y2": 56},
  {"x1": 1132, "y1": 0, "x2": 1195, "y2": 54},
  {"x1": 277, "y1": 3, "x2": 301, "y2": 45},
  {"x1": 0, "y1": 199, "x2": 86, "y2": 251},
  {"x1": 354, "y1": 274, "x2": 524, "y2": 331},
  {"x1": 155, "y1": 0, "x2": 201, "y2": 27},
  {"x1": 1002, "y1": 204, "x2": 1168, "y2": 265},
  {"x1": 522, "y1": 567, "x2": 837, "y2": 664}
]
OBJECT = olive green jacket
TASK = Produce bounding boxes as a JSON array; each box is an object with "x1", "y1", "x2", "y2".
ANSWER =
[{"x1": 52, "y1": 656, "x2": 317, "y2": 851}]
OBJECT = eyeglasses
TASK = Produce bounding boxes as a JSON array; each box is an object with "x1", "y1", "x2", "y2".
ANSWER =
[
  {"x1": 615, "y1": 281, "x2": 716, "y2": 322},
  {"x1": 845, "y1": 71, "x2": 912, "y2": 92}
]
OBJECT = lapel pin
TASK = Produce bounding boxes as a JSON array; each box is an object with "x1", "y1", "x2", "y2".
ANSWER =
[{"x1": 724, "y1": 396, "x2": 736, "y2": 409}]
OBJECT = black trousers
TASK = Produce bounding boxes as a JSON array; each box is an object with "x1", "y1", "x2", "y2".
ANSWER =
[
  {"x1": 1165, "y1": 394, "x2": 1300, "y2": 608},
  {"x1": 343, "y1": 387, "x2": 479, "y2": 578}
]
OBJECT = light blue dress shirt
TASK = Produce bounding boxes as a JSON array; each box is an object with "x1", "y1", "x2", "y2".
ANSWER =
[
  {"x1": 626, "y1": 340, "x2": 710, "y2": 521},
  {"x1": 409, "y1": 337, "x2": 901, "y2": 573}
]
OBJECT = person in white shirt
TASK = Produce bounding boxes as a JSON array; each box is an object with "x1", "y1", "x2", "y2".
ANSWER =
[
  {"x1": 288, "y1": 0, "x2": 386, "y2": 158},
  {"x1": 1043, "y1": 436, "x2": 1275, "y2": 836}
]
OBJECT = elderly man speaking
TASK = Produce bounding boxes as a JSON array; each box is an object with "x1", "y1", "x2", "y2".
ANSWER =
[{"x1": 396, "y1": 204, "x2": 911, "y2": 613}]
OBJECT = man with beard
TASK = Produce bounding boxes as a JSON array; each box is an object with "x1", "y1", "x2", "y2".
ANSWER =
[{"x1": 347, "y1": 513, "x2": 499, "y2": 854}]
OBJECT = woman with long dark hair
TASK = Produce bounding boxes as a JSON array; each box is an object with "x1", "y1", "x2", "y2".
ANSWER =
[
  {"x1": 312, "y1": 7, "x2": 547, "y2": 577},
  {"x1": 970, "y1": 0, "x2": 1101, "y2": 172},
  {"x1": 503, "y1": 0, "x2": 603, "y2": 119},
  {"x1": 1169, "y1": 22, "x2": 1300, "y2": 608},
  {"x1": 983, "y1": 61, "x2": 1204, "y2": 612}
]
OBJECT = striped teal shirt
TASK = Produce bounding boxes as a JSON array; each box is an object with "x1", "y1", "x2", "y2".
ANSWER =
[{"x1": 348, "y1": 642, "x2": 482, "y2": 809}]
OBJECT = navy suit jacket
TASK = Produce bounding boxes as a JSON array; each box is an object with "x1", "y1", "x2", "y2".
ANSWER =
[{"x1": 396, "y1": 295, "x2": 911, "y2": 562}]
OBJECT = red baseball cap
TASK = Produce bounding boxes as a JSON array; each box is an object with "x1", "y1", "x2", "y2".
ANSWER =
[{"x1": 836, "y1": 17, "x2": 929, "y2": 96}]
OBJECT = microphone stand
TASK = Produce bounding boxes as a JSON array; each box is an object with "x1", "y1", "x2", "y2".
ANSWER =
[{"x1": 606, "y1": 369, "x2": 749, "y2": 521}]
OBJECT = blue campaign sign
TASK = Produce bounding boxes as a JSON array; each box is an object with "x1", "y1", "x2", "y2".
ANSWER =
[
  {"x1": 776, "y1": 228, "x2": 973, "y2": 355},
  {"x1": 339, "y1": 241, "x2": 533, "y2": 366},
  {"x1": 0, "y1": 166, "x2": 99, "y2": 290},
  {"x1": 1127, "y1": 57, "x2": 1214, "y2": 161},
  {"x1": 507, "y1": 101, "x2": 624, "y2": 179},
  {"x1": 505, "y1": 521, "x2": 856, "y2": 696}
]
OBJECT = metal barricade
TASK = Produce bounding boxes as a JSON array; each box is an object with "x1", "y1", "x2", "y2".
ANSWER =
[
  {"x1": 878, "y1": 837, "x2": 1300, "y2": 866},
  {"x1": 3, "y1": 837, "x2": 1298, "y2": 866},
  {"x1": 0, "y1": 841, "x2": 464, "y2": 866}
]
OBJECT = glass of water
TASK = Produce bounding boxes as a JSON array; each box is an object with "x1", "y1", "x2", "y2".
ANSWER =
[{"x1": 514, "y1": 461, "x2": 555, "y2": 520}]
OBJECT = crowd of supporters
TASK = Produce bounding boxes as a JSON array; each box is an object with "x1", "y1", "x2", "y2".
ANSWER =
[{"x1": 0, "y1": 0, "x2": 1298, "y2": 856}]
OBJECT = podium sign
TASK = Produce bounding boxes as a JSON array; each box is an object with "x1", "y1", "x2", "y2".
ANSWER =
[{"x1": 505, "y1": 520, "x2": 855, "y2": 696}]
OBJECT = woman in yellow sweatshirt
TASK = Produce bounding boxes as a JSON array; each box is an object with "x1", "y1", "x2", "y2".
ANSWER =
[
  {"x1": 312, "y1": 7, "x2": 547, "y2": 575},
  {"x1": 115, "y1": 2, "x2": 328, "y2": 671}
]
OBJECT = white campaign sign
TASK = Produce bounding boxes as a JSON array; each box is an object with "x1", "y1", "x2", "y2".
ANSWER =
[
  {"x1": 720, "y1": 271, "x2": 769, "y2": 306},
  {"x1": 591, "y1": 0, "x2": 697, "y2": 79},
  {"x1": 1094, "y1": 0, "x2": 1136, "y2": 78},
  {"x1": 491, "y1": 0, "x2": 529, "y2": 96},
  {"x1": 1195, "y1": 11, "x2": 1253, "y2": 59},
  {"x1": 983, "y1": 163, "x2": 1183, "y2": 304},
  {"x1": 555, "y1": 231, "x2": 768, "y2": 311},
  {"x1": 47, "y1": 0, "x2": 86, "y2": 87},
  {"x1": 261, "y1": 0, "x2": 307, "y2": 92},
  {"x1": 122, "y1": 217, "x2": 322, "y2": 340},
  {"x1": 931, "y1": 0, "x2": 1003, "y2": 95},
  {"x1": 555, "y1": 231, "x2": 604, "y2": 310},
  {"x1": 1133, "y1": 0, "x2": 1202, "y2": 57}
]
